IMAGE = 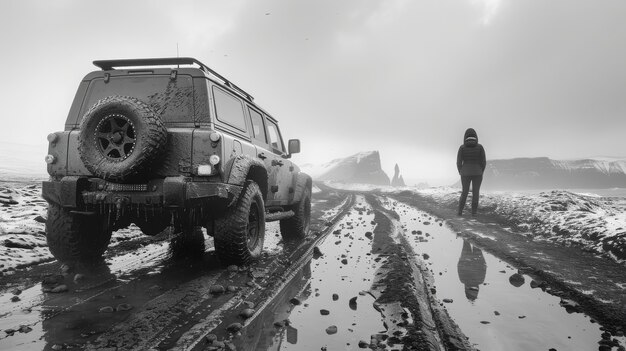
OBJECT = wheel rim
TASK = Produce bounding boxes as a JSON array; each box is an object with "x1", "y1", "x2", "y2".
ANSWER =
[
  {"x1": 247, "y1": 199, "x2": 262, "y2": 251},
  {"x1": 95, "y1": 114, "x2": 137, "y2": 161}
]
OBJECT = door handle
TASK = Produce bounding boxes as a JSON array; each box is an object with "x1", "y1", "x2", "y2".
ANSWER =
[{"x1": 272, "y1": 160, "x2": 284, "y2": 166}]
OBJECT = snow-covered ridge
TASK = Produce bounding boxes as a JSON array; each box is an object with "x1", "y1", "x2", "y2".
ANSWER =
[{"x1": 301, "y1": 151, "x2": 390, "y2": 185}]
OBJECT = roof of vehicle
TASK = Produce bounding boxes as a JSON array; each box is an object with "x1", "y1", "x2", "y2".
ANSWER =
[{"x1": 88, "y1": 57, "x2": 279, "y2": 123}]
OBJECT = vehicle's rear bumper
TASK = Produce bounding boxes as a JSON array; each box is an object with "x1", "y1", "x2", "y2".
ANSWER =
[{"x1": 42, "y1": 176, "x2": 242, "y2": 209}]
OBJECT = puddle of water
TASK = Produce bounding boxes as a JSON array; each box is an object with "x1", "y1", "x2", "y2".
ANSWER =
[
  {"x1": 245, "y1": 196, "x2": 385, "y2": 350},
  {"x1": 381, "y1": 198, "x2": 618, "y2": 351}
]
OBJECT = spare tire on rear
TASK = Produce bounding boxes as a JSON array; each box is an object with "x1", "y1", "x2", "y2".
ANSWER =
[{"x1": 78, "y1": 96, "x2": 167, "y2": 182}]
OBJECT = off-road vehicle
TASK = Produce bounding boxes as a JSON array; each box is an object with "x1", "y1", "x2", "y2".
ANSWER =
[{"x1": 42, "y1": 57, "x2": 312, "y2": 265}]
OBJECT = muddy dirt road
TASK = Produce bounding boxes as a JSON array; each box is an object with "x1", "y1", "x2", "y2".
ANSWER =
[{"x1": 1, "y1": 184, "x2": 625, "y2": 350}]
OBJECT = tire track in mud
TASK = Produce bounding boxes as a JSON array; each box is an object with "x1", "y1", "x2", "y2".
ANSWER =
[
  {"x1": 364, "y1": 194, "x2": 473, "y2": 351},
  {"x1": 79, "y1": 191, "x2": 355, "y2": 350},
  {"x1": 174, "y1": 194, "x2": 357, "y2": 350}
]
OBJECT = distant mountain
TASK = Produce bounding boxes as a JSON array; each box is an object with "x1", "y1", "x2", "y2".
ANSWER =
[
  {"x1": 301, "y1": 151, "x2": 390, "y2": 185},
  {"x1": 478, "y1": 157, "x2": 626, "y2": 190}
]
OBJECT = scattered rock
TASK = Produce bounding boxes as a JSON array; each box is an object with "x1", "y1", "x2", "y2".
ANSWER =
[
  {"x1": 10, "y1": 296, "x2": 20, "y2": 302},
  {"x1": 226, "y1": 322, "x2": 243, "y2": 333},
  {"x1": 99, "y1": 306, "x2": 114, "y2": 313},
  {"x1": 320, "y1": 309, "x2": 330, "y2": 315},
  {"x1": 18, "y1": 325, "x2": 32, "y2": 333},
  {"x1": 422, "y1": 253, "x2": 430, "y2": 260},
  {"x1": 509, "y1": 273, "x2": 525, "y2": 287},
  {"x1": 358, "y1": 340, "x2": 369, "y2": 348},
  {"x1": 341, "y1": 259, "x2": 348, "y2": 265},
  {"x1": 518, "y1": 315, "x2": 526, "y2": 319},
  {"x1": 73, "y1": 274, "x2": 85, "y2": 283},
  {"x1": 116, "y1": 303, "x2": 133, "y2": 312},
  {"x1": 443, "y1": 299, "x2": 453, "y2": 303},
  {"x1": 51, "y1": 345, "x2": 63, "y2": 351},
  {"x1": 34, "y1": 215, "x2": 46, "y2": 223},
  {"x1": 205, "y1": 334, "x2": 218, "y2": 344},
  {"x1": 227, "y1": 285, "x2": 238, "y2": 293},
  {"x1": 325, "y1": 325, "x2": 338, "y2": 335},
  {"x1": 332, "y1": 293, "x2": 339, "y2": 301},
  {"x1": 364, "y1": 232, "x2": 373, "y2": 239},
  {"x1": 4, "y1": 239, "x2": 34, "y2": 250},
  {"x1": 243, "y1": 301, "x2": 255, "y2": 309},
  {"x1": 349, "y1": 296, "x2": 357, "y2": 310},
  {"x1": 313, "y1": 246, "x2": 323, "y2": 258},
  {"x1": 494, "y1": 311, "x2": 500, "y2": 316},
  {"x1": 50, "y1": 285, "x2": 68, "y2": 293},
  {"x1": 423, "y1": 221, "x2": 431, "y2": 225},
  {"x1": 239, "y1": 308, "x2": 255, "y2": 319},
  {"x1": 210, "y1": 285, "x2": 225, "y2": 294},
  {"x1": 480, "y1": 321, "x2": 490, "y2": 324},
  {"x1": 4, "y1": 328, "x2": 16, "y2": 336},
  {"x1": 290, "y1": 297, "x2": 301, "y2": 305}
]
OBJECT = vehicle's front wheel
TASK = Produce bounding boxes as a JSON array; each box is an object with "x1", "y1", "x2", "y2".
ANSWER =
[
  {"x1": 45, "y1": 203, "x2": 112, "y2": 264},
  {"x1": 214, "y1": 181, "x2": 265, "y2": 265},
  {"x1": 280, "y1": 187, "x2": 311, "y2": 240}
]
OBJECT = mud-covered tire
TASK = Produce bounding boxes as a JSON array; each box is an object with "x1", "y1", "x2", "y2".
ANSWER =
[
  {"x1": 214, "y1": 181, "x2": 265, "y2": 265},
  {"x1": 45, "y1": 203, "x2": 112, "y2": 264},
  {"x1": 78, "y1": 95, "x2": 167, "y2": 182},
  {"x1": 170, "y1": 225, "x2": 205, "y2": 260},
  {"x1": 280, "y1": 187, "x2": 311, "y2": 240}
]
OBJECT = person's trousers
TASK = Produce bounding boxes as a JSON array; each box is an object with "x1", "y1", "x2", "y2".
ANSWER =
[{"x1": 459, "y1": 175, "x2": 483, "y2": 214}]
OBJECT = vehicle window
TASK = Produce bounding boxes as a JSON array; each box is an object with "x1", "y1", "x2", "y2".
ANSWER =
[
  {"x1": 266, "y1": 119, "x2": 284, "y2": 153},
  {"x1": 212, "y1": 86, "x2": 247, "y2": 131},
  {"x1": 248, "y1": 108, "x2": 267, "y2": 143},
  {"x1": 80, "y1": 75, "x2": 194, "y2": 123}
]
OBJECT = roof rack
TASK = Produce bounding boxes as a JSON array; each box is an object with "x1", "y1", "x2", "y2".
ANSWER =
[{"x1": 93, "y1": 57, "x2": 254, "y2": 101}]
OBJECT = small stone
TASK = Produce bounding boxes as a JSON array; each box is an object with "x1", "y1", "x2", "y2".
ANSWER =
[
  {"x1": 518, "y1": 315, "x2": 526, "y2": 319},
  {"x1": 494, "y1": 311, "x2": 500, "y2": 316},
  {"x1": 364, "y1": 232, "x2": 373, "y2": 239},
  {"x1": 11, "y1": 288, "x2": 22, "y2": 295},
  {"x1": 480, "y1": 321, "x2": 490, "y2": 324},
  {"x1": 205, "y1": 333, "x2": 218, "y2": 343},
  {"x1": 11, "y1": 296, "x2": 20, "y2": 302},
  {"x1": 349, "y1": 297, "x2": 357, "y2": 310},
  {"x1": 313, "y1": 246, "x2": 323, "y2": 258},
  {"x1": 34, "y1": 215, "x2": 47, "y2": 223},
  {"x1": 509, "y1": 273, "x2": 525, "y2": 287},
  {"x1": 239, "y1": 308, "x2": 255, "y2": 319},
  {"x1": 73, "y1": 274, "x2": 85, "y2": 283},
  {"x1": 99, "y1": 306, "x2": 114, "y2": 313},
  {"x1": 422, "y1": 253, "x2": 430, "y2": 260},
  {"x1": 116, "y1": 303, "x2": 133, "y2": 312},
  {"x1": 443, "y1": 298, "x2": 453, "y2": 303},
  {"x1": 60, "y1": 264, "x2": 72, "y2": 275},
  {"x1": 243, "y1": 301, "x2": 255, "y2": 309},
  {"x1": 332, "y1": 293, "x2": 339, "y2": 301},
  {"x1": 50, "y1": 285, "x2": 68, "y2": 293},
  {"x1": 341, "y1": 259, "x2": 348, "y2": 265},
  {"x1": 18, "y1": 325, "x2": 32, "y2": 333},
  {"x1": 210, "y1": 285, "x2": 225, "y2": 294},
  {"x1": 290, "y1": 297, "x2": 301, "y2": 305},
  {"x1": 4, "y1": 328, "x2": 16, "y2": 335},
  {"x1": 52, "y1": 345, "x2": 63, "y2": 351},
  {"x1": 227, "y1": 322, "x2": 243, "y2": 333},
  {"x1": 325, "y1": 325, "x2": 338, "y2": 335},
  {"x1": 320, "y1": 309, "x2": 330, "y2": 315},
  {"x1": 246, "y1": 281, "x2": 255, "y2": 287},
  {"x1": 227, "y1": 285, "x2": 238, "y2": 293},
  {"x1": 358, "y1": 340, "x2": 369, "y2": 348}
]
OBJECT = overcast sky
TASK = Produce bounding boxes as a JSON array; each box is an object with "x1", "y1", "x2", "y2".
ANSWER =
[{"x1": 1, "y1": 0, "x2": 625, "y2": 185}]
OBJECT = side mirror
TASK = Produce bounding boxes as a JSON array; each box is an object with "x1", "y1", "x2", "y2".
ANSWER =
[{"x1": 288, "y1": 139, "x2": 301, "y2": 155}]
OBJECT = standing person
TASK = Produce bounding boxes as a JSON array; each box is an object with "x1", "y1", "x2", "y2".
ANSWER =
[{"x1": 456, "y1": 128, "x2": 486, "y2": 216}]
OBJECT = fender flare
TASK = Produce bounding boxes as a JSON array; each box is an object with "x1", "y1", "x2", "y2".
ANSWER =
[{"x1": 224, "y1": 154, "x2": 269, "y2": 200}]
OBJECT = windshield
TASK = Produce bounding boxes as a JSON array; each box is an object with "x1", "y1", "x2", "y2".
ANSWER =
[{"x1": 79, "y1": 75, "x2": 195, "y2": 123}]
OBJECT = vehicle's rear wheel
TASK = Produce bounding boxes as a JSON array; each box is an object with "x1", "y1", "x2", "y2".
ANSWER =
[
  {"x1": 77, "y1": 95, "x2": 167, "y2": 182},
  {"x1": 214, "y1": 181, "x2": 265, "y2": 265},
  {"x1": 45, "y1": 203, "x2": 112, "y2": 264},
  {"x1": 280, "y1": 187, "x2": 311, "y2": 240}
]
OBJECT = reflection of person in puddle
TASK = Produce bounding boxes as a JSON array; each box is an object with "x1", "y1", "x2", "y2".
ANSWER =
[{"x1": 457, "y1": 240, "x2": 487, "y2": 301}]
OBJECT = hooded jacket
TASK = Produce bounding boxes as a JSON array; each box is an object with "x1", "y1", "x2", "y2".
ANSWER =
[{"x1": 457, "y1": 128, "x2": 486, "y2": 176}]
